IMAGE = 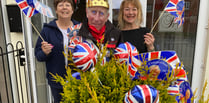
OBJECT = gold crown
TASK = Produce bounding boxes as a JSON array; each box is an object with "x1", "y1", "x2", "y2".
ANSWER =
[{"x1": 87, "y1": 0, "x2": 109, "y2": 8}]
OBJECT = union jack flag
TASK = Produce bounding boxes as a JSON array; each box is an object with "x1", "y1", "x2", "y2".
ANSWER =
[
  {"x1": 124, "y1": 85, "x2": 159, "y2": 103},
  {"x1": 16, "y1": 0, "x2": 39, "y2": 17},
  {"x1": 34, "y1": 1, "x2": 54, "y2": 18},
  {"x1": 72, "y1": 41, "x2": 98, "y2": 71},
  {"x1": 164, "y1": 0, "x2": 185, "y2": 27}
]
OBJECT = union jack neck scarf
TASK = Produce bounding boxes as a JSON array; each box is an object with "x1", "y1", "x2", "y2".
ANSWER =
[{"x1": 88, "y1": 24, "x2": 106, "y2": 43}]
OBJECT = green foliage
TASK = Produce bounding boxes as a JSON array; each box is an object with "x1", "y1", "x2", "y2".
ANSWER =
[{"x1": 51, "y1": 49, "x2": 178, "y2": 103}]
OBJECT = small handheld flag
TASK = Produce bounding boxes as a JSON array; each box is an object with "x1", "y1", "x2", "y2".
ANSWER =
[
  {"x1": 26, "y1": 0, "x2": 54, "y2": 18},
  {"x1": 16, "y1": 0, "x2": 55, "y2": 41},
  {"x1": 16, "y1": 0, "x2": 39, "y2": 18},
  {"x1": 150, "y1": 0, "x2": 185, "y2": 33},
  {"x1": 33, "y1": 0, "x2": 54, "y2": 18},
  {"x1": 164, "y1": 0, "x2": 185, "y2": 27}
]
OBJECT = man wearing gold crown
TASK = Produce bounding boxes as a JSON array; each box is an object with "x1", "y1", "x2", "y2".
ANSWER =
[{"x1": 77, "y1": 0, "x2": 123, "y2": 50}]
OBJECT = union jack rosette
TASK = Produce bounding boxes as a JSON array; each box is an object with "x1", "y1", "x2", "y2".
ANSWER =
[
  {"x1": 72, "y1": 40, "x2": 98, "y2": 71},
  {"x1": 67, "y1": 23, "x2": 82, "y2": 38},
  {"x1": 124, "y1": 85, "x2": 159, "y2": 103},
  {"x1": 167, "y1": 81, "x2": 193, "y2": 103}
]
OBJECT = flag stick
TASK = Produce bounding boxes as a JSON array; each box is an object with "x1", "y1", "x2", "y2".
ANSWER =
[
  {"x1": 149, "y1": 1, "x2": 170, "y2": 34},
  {"x1": 23, "y1": 14, "x2": 45, "y2": 41},
  {"x1": 149, "y1": 10, "x2": 166, "y2": 33}
]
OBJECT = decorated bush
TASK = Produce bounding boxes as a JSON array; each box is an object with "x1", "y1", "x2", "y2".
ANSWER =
[{"x1": 52, "y1": 40, "x2": 209, "y2": 103}]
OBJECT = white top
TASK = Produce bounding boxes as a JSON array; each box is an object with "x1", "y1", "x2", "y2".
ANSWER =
[{"x1": 59, "y1": 28, "x2": 68, "y2": 66}]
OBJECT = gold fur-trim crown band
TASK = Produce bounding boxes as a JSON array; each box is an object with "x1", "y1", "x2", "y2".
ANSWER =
[{"x1": 87, "y1": 0, "x2": 109, "y2": 8}]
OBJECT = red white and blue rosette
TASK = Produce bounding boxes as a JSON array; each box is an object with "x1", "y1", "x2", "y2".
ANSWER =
[
  {"x1": 135, "y1": 51, "x2": 187, "y2": 81},
  {"x1": 124, "y1": 85, "x2": 159, "y2": 103},
  {"x1": 167, "y1": 81, "x2": 193, "y2": 103},
  {"x1": 72, "y1": 40, "x2": 98, "y2": 71},
  {"x1": 67, "y1": 23, "x2": 82, "y2": 38}
]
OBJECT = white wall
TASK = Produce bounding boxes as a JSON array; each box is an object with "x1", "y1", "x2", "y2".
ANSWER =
[
  {"x1": 192, "y1": 0, "x2": 209, "y2": 101},
  {"x1": 204, "y1": 18, "x2": 209, "y2": 100}
]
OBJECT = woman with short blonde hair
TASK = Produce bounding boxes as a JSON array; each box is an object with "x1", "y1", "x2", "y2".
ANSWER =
[{"x1": 118, "y1": 0, "x2": 155, "y2": 53}]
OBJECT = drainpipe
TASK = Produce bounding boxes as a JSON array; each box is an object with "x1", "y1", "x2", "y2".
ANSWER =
[{"x1": 21, "y1": 13, "x2": 37, "y2": 103}]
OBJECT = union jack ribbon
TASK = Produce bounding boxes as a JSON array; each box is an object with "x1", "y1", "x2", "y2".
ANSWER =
[
  {"x1": 125, "y1": 85, "x2": 159, "y2": 103},
  {"x1": 173, "y1": 68, "x2": 187, "y2": 82},
  {"x1": 16, "y1": 0, "x2": 39, "y2": 17},
  {"x1": 167, "y1": 85, "x2": 179, "y2": 95}
]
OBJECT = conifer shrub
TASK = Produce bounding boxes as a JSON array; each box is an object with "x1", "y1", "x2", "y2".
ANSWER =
[{"x1": 51, "y1": 44, "x2": 209, "y2": 103}]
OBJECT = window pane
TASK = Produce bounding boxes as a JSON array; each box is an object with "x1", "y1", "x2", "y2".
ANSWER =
[
  {"x1": 147, "y1": 0, "x2": 200, "y2": 82},
  {"x1": 112, "y1": 0, "x2": 200, "y2": 82}
]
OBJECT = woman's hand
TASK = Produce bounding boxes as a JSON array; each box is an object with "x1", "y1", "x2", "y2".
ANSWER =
[
  {"x1": 41, "y1": 41, "x2": 53, "y2": 55},
  {"x1": 144, "y1": 33, "x2": 155, "y2": 51}
]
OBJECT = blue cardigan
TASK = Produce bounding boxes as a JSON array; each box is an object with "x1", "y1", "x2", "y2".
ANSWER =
[{"x1": 35, "y1": 19, "x2": 80, "y2": 88}]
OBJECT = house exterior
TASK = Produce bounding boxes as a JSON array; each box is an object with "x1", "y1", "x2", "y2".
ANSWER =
[{"x1": 0, "y1": 0, "x2": 209, "y2": 102}]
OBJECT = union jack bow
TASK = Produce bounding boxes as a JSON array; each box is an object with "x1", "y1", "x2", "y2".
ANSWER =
[
  {"x1": 72, "y1": 40, "x2": 98, "y2": 71},
  {"x1": 114, "y1": 42, "x2": 140, "y2": 78},
  {"x1": 114, "y1": 42, "x2": 139, "y2": 64}
]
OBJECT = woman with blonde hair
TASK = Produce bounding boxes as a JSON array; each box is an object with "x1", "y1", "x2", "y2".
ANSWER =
[{"x1": 118, "y1": 0, "x2": 155, "y2": 53}]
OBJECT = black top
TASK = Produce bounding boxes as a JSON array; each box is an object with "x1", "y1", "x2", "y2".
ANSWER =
[{"x1": 122, "y1": 27, "x2": 149, "y2": 53}]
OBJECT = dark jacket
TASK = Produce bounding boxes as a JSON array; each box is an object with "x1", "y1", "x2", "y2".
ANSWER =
[
  {"x1": 78, "y1": 19, "x2": 123, "y2": 49},
  {"x1": 35, "y1": 19, "x2": 80, "y2": 88}
]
